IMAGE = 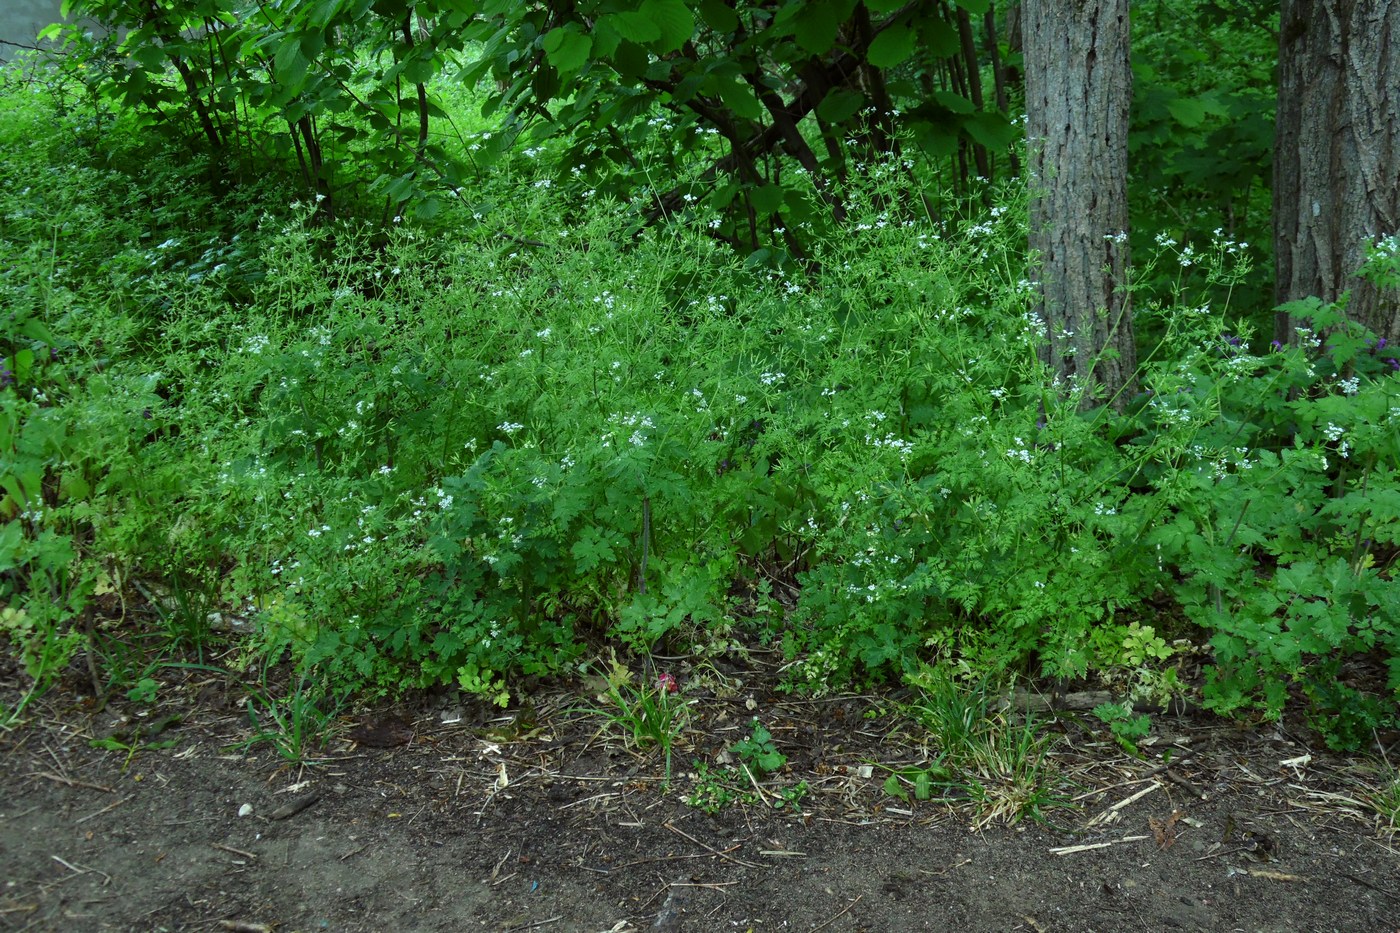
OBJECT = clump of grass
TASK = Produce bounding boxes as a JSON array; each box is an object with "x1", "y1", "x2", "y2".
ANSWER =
[
  {"x1": 897, "y1": 668, "x2": 1071, "y2": 826},
  {"x1": 580, "y1": 654, "x2": 688, "y2": 784},
  {"x1": 230, "y1": 667, "x2": 341, "y2": 765},
  {"x1": 1367, "y1": 751, "x2": 1400, "y2": 835}
]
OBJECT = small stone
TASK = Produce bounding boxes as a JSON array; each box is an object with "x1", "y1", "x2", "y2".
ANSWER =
[{"x1": 238, "y1": 803, "x2": 253, "y2": 818}]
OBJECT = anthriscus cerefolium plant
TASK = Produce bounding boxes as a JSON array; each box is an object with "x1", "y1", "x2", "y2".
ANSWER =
[{"x1": 2, "y1": 61, "x2": 1396, "y2": 748}]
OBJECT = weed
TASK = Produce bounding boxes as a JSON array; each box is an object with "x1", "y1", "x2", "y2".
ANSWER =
[
  {"x1": 1365, "y1": 745, "x2": 1400, "y2": 835},
  {"x1": 961, "y1": 715, "x2": 1069, "y2": 828},
  {"x1": 89, "y1": 713, "x2": 183, "y2": 773},
  {"x1": 881, "y1": 761, "x2": 954, "y2": 803},
  {"x1": 901, "y1": 668, "x2": 1071, "y2": 825},
  {"x1": 231, "y1": 669, "x2": 340, "y2": 765},
  {"x1": 685, "y1": 761, "x2": 751, "y2": 814},
  {"x1": 732, "y1": 719, "x2": 787, "y2": 778},
  {"x1": 1370, "y1": 771, "x2": 1400, "y2": 835},
  {"x1": 683, "y1": 759, "x2": 808, "y2": 813},
  {"x1": 1092, "y1": 701, "x2": 1154, "y2": 755},
  {"x1": 583, "y1": 656, "x2": 688, "y2": 783}
]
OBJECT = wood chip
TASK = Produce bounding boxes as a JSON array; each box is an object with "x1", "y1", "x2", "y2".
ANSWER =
[
  {"x1": 1049, "y1": 834, "x2": 1150, "y2": 855},
  {"x1": 267, "y1": 791, "x2": 321, "y2": 820},
  {"x1": 1246, "y1": 869, "x2": 1306, "y2": 882}
]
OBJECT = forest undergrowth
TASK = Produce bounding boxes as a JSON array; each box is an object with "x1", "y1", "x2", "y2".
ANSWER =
[{"x1": 1, "y1": 56, "x2": 1398, "y2": 767}]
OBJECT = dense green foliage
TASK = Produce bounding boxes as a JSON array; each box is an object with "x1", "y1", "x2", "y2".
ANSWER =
[{"x1": 2, "y1": 0, "x2": 1398, "y2": 749}]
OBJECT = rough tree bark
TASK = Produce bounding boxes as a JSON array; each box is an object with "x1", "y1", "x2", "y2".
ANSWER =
[
  {"x1": 1274, "y1": 0, "x2": 1399, "y2": 346},
  {"x1": 1022, "y1": 0, "x2": 1136, "y2": 408}
]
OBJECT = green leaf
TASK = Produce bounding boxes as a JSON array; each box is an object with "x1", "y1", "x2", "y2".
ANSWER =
[
  {"x1": 414, "y1": 196, "x2": 442, "y2": 220},
  {"x1": 912, "y1": 119, "x2": 957, "y2": 158},
  {"x1": 132, "y1": 43, "x2": 166, "y2": 71},
  {"x1": 963, "y1": 111, "x2": 1017, "y2": 149},
  {"x1": 1167, "y1": 97, "x2": 1209, "y2": 127},
  {"x1": 307, "y1": 0, "x2": 344, "y2": 28},
  {"x1": 0, "y1": 521, "x2": 24, "y2": 573},
  {"x1": 795, "y1": 1, "x2": 840, "y2": 55},
  {"x1": 604, "y1": 11, "x2": 662, "y2": 44},
  {"x1": 954, "y1": 0, "x2": 991, "y2": 13},
  {"x1": 643, "y1": 0, "x2": 695, "y2": 53},
  {"x1": 401, "y1": 55, "x2": 437, "y2": 85},
  {"x1": 749, "y1": 183, "x2": 785, "y2": 215},
  {"x1": 274, "y1": 38, "x2": 309, "y2": 89},
  {"x1": 543, "y1": 26, "x2": 593, "y2": 73},
  {"x1": 11, "y1": 348, "x2": 34, "y2": 383},
  {"x1": 697, "y1": 0, "x2": 739, "y2": 33},
  {"x1": 611, "y1": 39, "x2": 649, "y2": 80},
  {"x1": 932, "y1": 89, "x2": 975, "y2": 114},
  {"x1": 817, "y1": 87, "x2": 865, "y2": 124},
  {"x1": 883, "y1": 773, "x2": 908, "y2": 800},
  {"x1": 719, "y1": 79, "x2": 764, "y2": 120},
  {"x1": 920, "y1": 17, "x2": 960, "y2": 58},
  {"x1": 867, "y1": 24, "x2": 915, "y2": 68}
]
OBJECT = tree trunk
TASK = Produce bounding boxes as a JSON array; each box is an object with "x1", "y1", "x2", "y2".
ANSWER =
[
  {"x1": 1022, "y1": 0, "x2": 1136, "y2": 408},
  {"x1": 1274, "y1": 0, "x2": 1399, "y2": 346}
]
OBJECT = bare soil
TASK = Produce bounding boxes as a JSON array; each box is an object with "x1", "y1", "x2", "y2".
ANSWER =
[{"x1": 2, "y1": 649, "x2": 1398, "y2": 933}]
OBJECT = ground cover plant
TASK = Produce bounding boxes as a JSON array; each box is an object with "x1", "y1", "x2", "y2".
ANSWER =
[{"x1": 1, "y1": 0, "x2": 1398, "y2": 769}]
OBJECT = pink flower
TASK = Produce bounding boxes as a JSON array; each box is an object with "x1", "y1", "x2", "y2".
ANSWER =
[{"x1": 656, "y1": 672, "x2": 679, "y2": 694}]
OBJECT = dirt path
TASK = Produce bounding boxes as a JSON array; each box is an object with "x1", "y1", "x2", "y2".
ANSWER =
[{"x1": 2, "y1": 667, "x2": 1398, "y2": 933}]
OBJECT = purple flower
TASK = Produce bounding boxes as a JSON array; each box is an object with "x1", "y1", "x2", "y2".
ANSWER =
[
  {"x1": 1270, "y1": 340, "x2": 1282, "y2": 351},
  {"x1": 1387, "y1": 358, "x2": 1399, "y2": 372},
  {"x1": 1377, "y1": 338, "x2": 1388, "y2": 350},
  {"x1": 0, "y1": 365, "x2": 12, "y2": 389}
]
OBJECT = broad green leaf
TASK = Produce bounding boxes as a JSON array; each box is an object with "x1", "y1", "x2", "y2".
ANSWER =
[
  {"x1": 864, "y1": 0, "x2": 908, "y2": 11},
  {"x1": 921, "y1": 17, "x2": 960, "y2": 58},
  {"x1": 300, "y1": 31, "x2": 326, "y2": 60},
  {"x1": 749, "y1": 183, "x2": 785, "y2": 215},
  {"x1": 883, "y1": 773, "x2": 907, "y2": 800},
  {"x1": 543, "y1": 26, "x2": 593, "y2": 73},
  {"x1": 604, "y1": 11, "x2": 662, "y2": 44},
  {"x1": 697, "y1": 0, "x2": 739, "y2": 33},
  {"x1": 414, "y1": 196, "x2": 442, "y2": 220},
  {"x1": 11, "y1": 349, "x2": 34, "y2": 383},
  {"x1": 954, "y1": 0, "x2": 990, "y2": 13},
  {"x1": 18, "y1": 318, "x2": 54, "y2": 345},
  {"x1": 795, "y1": 1, "x2": 840, "y2": 55},
  {"x1": 643, "y1": 0, "x2": 696, "y2": 53},
  {"x1": 401, "y1": 55, "x2": 437, "y2": 85},
  {"x1": 817, "y1": 87, "x2": 865, "y2": 124},
  {"x1": 912, "y1": 119, "x2": 957, "y2": 158},
  {"x1": 132, "y1": 43, "x2": 166, "y2": 71},
  {"x1": 274, "y1": 38, "x2": 309, "y2": 89},
  {"x1": 719, "y1": 78, "x2": 764, "y2": 120},
  {"x1": 371, "y1": 0, "x2": 410, "y2": 17},
  {"x1": 963, "y1": 111, "x2": 1018, "y2": 149},
  {"x1": 611, "y1": 39, "x2": 649, "y2": 80},
  {"x1": 867, "y1": 24, "x2": 915, "y2": 68},
  {"x1": 0, "y1": 521, "x2": 23, "y2": 573},
  {"x1": 308, "y1": 0, "x2": 344, "y2": 28},
  {"x1": 932, "y1": 90, "x2": 975, "y2": 113},
  {"x1": 1167, "y1": 97, "x2": 1209, "y2": 127}
]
